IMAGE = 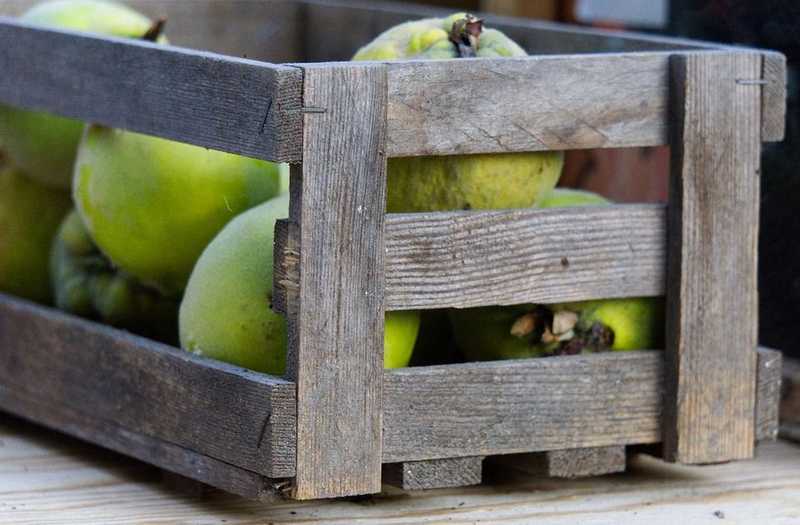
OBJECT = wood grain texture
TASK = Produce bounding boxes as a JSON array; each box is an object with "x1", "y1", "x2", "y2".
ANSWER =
[
  {"x1": 0, "y1": 387, "x2": 285, "y2": 501},
  {"x1": 0, "y1": 19, "x2": 302, "y2": 162},
  {"x1": 761, "y1": 52, "x2": 787, "y2": 142},
  {"x1": 385, "y1": 204, "x2": 665, "y2": 310},
  {"x1": 663, "y1": 53, "x2": 762, "y2": 464},
  {"x1": 275, "y1": 204, "x2": 665, "y2": 312},
  {"x1": 3, "y1": 418, "x2": 798, "y2": 525},
  {"x1": 491, "y1": 446, "x2": 627, "y2": 479},
  {"x1": 288, "y1": 63, "x2": 388, "y2": 499},
  {"x1": 382, "y1": 456, "x2": 483, "y2": 490},
  {"x1": 757, "y1": 348, "x2": 782, "y2": 442},
  {"x1": 385, "y1": 52, "x2": 671, "y2": 157},
  {"x1": 0, "y1": 294, "x2": 296, "y2": 478},
  {"x1": 382, "y1": 348, "x2": 780, "y2": 463}
]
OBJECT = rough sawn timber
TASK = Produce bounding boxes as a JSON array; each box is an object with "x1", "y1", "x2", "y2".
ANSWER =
[
  {"x1": 0, "y1": 19, "x2": 303, "y2": 162},
  {"x1": 0, "y1": 294, "x2": 296, "y2": 479},
  {"x1": 286, "y1": 63, "x2": 388, "y2": 499},
  {"x1": 663, "y1": 52, "x2": 762, "y2": 464},
  {"x1": 275, "y1": 204, "x2": 666, "y2": 312}
]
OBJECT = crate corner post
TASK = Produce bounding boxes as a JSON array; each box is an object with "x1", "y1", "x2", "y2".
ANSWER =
[
  {"x1": 283, "y1": 61, "x2": 389, "y2": 500},
  {"x1": 663, "y1": 51, "x2": 763, "y2": 464}
]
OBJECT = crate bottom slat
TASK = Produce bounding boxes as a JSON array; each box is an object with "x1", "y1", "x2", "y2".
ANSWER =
[{"x1": 0, "y1": 385, "x2": 287, "y2": 501}]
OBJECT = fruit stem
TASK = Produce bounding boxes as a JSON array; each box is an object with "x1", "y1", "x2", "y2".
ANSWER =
[
  {"x1": 449, "y1": 14, "x2": 483, "y2": 58},
  {"x1": 142, "y1": 18, "x2": 167, "y2": 42}
]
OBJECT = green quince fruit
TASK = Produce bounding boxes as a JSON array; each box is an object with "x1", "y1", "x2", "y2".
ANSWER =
[
  {"x1": 51, "y1": 210, "x2": 179, "y2": 342},
  {"x1": 73, "y1": 126, "x2": 282, "y2": 295},
  {"x1": 0, "y1": 0, "x2": 166, "y2": 189},
  {"x1": 449, "y1": 188, "x2": 663, "y2": 361},
  {"x1": 0, "y1": 165, "x2": 71, "y2": 303},
  {"x1": 353, "y1": 13, "x2": 563, "y2": 213},
  {"x1": 179, "y1": 193, "x2": 420, "y2": 375}
]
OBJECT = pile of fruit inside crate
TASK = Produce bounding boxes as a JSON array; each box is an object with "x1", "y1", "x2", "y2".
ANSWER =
[{"x1": 0, "y1": 0, "x2": 664, "y2": 375}]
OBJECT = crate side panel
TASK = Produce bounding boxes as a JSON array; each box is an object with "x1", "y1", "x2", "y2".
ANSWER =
[
  {"x1": 0, "y1": 20, "x2": 302, "y2": 162},
  {"x1": 663, "y1": 53, "x2": 761, "y2": 464},
  {"x1": 383, "y1": 348, "x2": 779, "y2": 462},
  {"x1": 0, "y1": 295, "x2": 296, "y2": 478}
]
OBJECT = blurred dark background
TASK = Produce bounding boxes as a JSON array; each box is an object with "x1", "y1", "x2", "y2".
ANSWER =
[{"x1": 380, "y1": 0, "x2": 800, "y2": 358}]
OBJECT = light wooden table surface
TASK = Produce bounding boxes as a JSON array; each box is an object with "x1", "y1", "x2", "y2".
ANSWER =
[{"x1": 2, "y1": 415, "x2": 799, "y2": 525}]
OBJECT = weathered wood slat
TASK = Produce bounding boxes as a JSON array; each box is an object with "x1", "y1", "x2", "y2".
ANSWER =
[
  {"x1": 275, "y1": 204, "x2": 666, "y2": 312},
  {"x1": 490, "y1": 446, "x2": 627, "y2": 479},
  {"x1": 382, "y1": 348, "x2": 780, "y2": 462},
  {"x1": 288, "y1": 63, "x2": 388, "y2": 499},
  {"x1": 761, "y1": 52, "x2": 787, "y2": 142},
  {"x1": 385, "y1": 52, "x2": 671, "y2": 157},
  {"x1": 382, "y1": 456, "x2": 483, "y2": 490},
  {"x1": 0, "y1": 294, "x2": 296, "y2": 478},
  {"x1": 0, "y1": 386, "x2": 285, "y2": 501},
  {"x1": 663, "y1": 53, "x2": 762, "y2": 464},
  {"x1": 0, "y1": 19, "x2": 303, "y2": 162}
]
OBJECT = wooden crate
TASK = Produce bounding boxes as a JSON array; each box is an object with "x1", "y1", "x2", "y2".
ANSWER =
[{"x1": 0, "y1": 0, "x2": 786, "y2": 501}]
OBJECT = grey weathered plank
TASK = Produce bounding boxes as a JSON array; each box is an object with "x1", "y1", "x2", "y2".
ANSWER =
[
  {"x1": 756, "y1": 348, "x2": 782, "y2": 442},
  {"x1": 0, "y1": 294, "x2": 296, "y2": 478},
  {"x1": 287, "y1": 63, "x2": 388, "y2": 499},
  {"x1": 761, "y1": 52, "x2": 787, "y2": 142},
  {"x1": 385, "y1": 52, "x2": 671, "y2": 157},
  {"x1": 0, "y1": 385, "x2": 286, "y2": 502},
  {"x1": 663, "y1": 53, "x2": 762, "y2": 464},
  {"x1": 491, "y1": 446, "x2": 627, "y2": 479},
  {"x1": 274, "y1": 204, "x2": 666, "y2": 312},
  {"x1": 382, "y1": 456, "x2": 483, "y2": 490},
  {"x1": 0, "y1": 19, "x2": 302, "y2": 162},
  {"x1": 382, "y1": 348, "x2": 780, "y2": 463}
]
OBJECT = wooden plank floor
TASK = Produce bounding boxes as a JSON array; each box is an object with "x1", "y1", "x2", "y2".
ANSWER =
[{"x1": 1, "y1": 414, "x2": 799, "y2": 524}]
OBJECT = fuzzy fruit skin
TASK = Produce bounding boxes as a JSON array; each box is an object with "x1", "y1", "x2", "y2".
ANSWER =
[
  {"x1": 352, "y1": 13, "x2": 526, "y2": 60},
  {"x1": 538, "y1": 187, "x2": 610, "y2": 207},
  {"x1": 556, "y1": 298, "x2": 664, "y2": 351},
  {"x1": 73, "y1": 126, "x2": 281, "y2": 295},
  {"x1": 51, "y1": 210, "x2": 179, "y2": 342},
  {"x1": 449, "y1": 305, "x2": 546, "y2": 362},
  {"x1": 353, "y1": 13, "x2": 563, "y2": 214},
  {"x1": 0, "y1": 166, "x2": 71, "y2": 303},
  {"x1": 386, "y1": 153, "x2": 564, "y2": 213},
  {"x1": 179, "y1": 194, "x2": 421, "y2": 374},
  {"x1": 0, "y1": 0, "x2": 160, "y2": 189}
]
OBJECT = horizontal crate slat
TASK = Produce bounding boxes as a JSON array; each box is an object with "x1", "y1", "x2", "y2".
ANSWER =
[
  {"x1": 0, "y1": 19, "x2": 303, "y2": 162},
  {"x1": 0, "y1": 296, "x2": 781, "y2": 483},
  {"x1": 385, "y1": 52, "x2": 671, "y2": 157},
  {"x1": 275, "y1": 204, "x2": 666, "y2": 311},
  {"x1": 0, "y1": 294, "x2": 296, "y2": 478},
  {"x1": 381, "y1": 348, "x2": 780, "y2": 462},
  {"x1": 0, "y1": 386, "x2": 283, "y2": 501}
]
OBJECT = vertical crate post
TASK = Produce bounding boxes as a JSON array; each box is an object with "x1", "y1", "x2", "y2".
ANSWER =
[
  {"x1": 286, "y1": 63, "x2": 388, "y2": 499},
  {"x1": 663, "y1": 52, "x2": 762, "y2": 463}
]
